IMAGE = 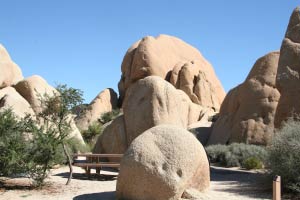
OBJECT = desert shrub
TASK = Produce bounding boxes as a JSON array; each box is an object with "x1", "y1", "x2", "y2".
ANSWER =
[
  {"x1": 242, "y1": 157, "x2": 263, "y2": 170},
  {"x1": 0, "y1": 109, "x2": 30, "y2": 176},
  {"x1": 100, "y1": 109, "x2": 120, "y2": 124},
  {"x1": 206, "y1": 143, "x2": 267, "y2": 168},
  {"x1": 268, "y1": 119, "x2": 300, "y2": 193},
  {"x1": 81, "y1": 122, "x2": 103, "y2": 149},
  {"x1": 0, "y1": 84, "x2": 86, "y2": 187},
  {"x1": 205, "y1": 144, "x2": 228, "y2": 163}
]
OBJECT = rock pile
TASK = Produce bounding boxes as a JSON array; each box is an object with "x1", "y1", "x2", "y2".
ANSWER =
[{"x1": 0, "y1": 45, "x2": 84, "y2": 144}]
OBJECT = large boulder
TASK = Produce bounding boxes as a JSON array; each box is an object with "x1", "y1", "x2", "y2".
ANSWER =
[
  {"x1": 116, "y1": 125, "x2": 210, "y2": 200},
  {"x1": 93, "y1": 115, "x2": 127, "y2": 161},
  {"x1": 123, "y1": 76, "x2": 212, "y2": 145},
  {"x1": 118, "y1": 34, "x2": 225, "y2": 109},
  {"x1": 275, "y1": 7, "x2": 300, "y2": 127},
  {"x1": 75, "y1": 88, "x2": 118, "y2": 130},
  {"x1": 13, "y1": 75, "x2": 58, "y2": 114},
  {"x1": 208, "y1": 51, "x2": 280, "y2": 145},
  {"x1": 0, "y1": 87, "x2": 35, "y2": 118},
  {"x1": 0, "y1": 44, "x2": 23, "y2": 89}
]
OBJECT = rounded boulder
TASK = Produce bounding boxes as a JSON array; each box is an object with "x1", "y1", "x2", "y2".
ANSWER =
[{"x1": 116, "y1": 125, "x2": 210, "y2": 200}]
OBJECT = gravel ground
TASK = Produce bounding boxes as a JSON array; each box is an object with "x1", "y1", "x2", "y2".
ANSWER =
[{"x1": 0, "y1": 166, "x2": 272, "y2": 200}]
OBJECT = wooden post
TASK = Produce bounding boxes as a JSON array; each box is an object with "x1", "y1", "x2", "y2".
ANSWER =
[{"x1": 273, "y1": 175, "x2": 281, "y2": 200}]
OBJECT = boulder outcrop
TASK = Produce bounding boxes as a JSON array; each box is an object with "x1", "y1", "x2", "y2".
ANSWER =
[
  {"x1": 0, "y1": 87, "x2": 35, "y2": 118},
  {"x1": 123, "y1": 76, "x2": 212, "y2": 145},
  {"x1": 116, "y1": 125, "x2": 210, "y2": 200},
  {"x1": 208, "y1": 51, "x2": 280, "y2": 145},
  {"x1": 13, "y1": 75, "x2": 57, "y2": 114},
  {"x1": 93, "y1": 115, "x2": 127, "y2": 161},
  {"x1": 118, "y1": 34, "x2": 225, "y2": 109},
  {"x1": 275, "y1": 7, "x2": 300, "y2": 127},
  {"x1": 0, "y1": 44, "x2": 23, "y2": 89},
  {"x1": 75, "y1": 88, "x2": 118, "y2": 130}
]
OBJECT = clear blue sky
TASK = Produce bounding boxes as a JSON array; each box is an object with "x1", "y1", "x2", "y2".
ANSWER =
[{"x1": 0, "y1": 1, "x2": 298, "y2": 103}]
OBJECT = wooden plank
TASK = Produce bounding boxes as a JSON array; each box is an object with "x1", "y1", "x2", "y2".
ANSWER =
[
  {"x1": 73, "y1": 153, "x2": 123, "y2": 158},
  {"x1": 73, "y1": 163, "x2": 120, "y2": 167}
]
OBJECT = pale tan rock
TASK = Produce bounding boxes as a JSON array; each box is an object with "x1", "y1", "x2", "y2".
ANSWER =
[
  {"x1": 170, "y1": 60, "x2": 224, "y2": 110},
  {"x1": 118, "y1": 34, "x2": 225, "y2": 109},
  {"x1": 0, "y1": 87, "x2": 35, "y2": 118},
  {"x1": 0, "y1": 44, "x2": 23, "y2": 89},
  {"x1": 209, "y1": 51, "x2": 280, "y2": 145},
  {"x1": 275, "y1": 7, "x2": 300, "y2": 127},
  {"x1": 75, "y1": 88, "x2": 118, "y2": 130},
  {"x1": 123, "y1": 76, "x2": 209, "y2": 145},
  {"x1": 13, "y1": 75, "x2": 84, "y2": 144},
  {"x1": 93, "y1": 115, "x2": 127, "y2": 162},
  {"x1": 68, "y1": 114, "x2": 85, "y2": 145},
  {"x1": 116, "y1": 125, "x2": 210, "y2": 200},
  {"x1": 13, "y1": 75, "x2": 58, "y2": 114}
]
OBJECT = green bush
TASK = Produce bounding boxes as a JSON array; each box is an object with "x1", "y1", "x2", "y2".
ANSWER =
[
  {"x1": 100, "y1": 109, "x2": 120, "y2": 124},
  {"x1": 268, "y1": 119, "x2": 300, "y2": 193},
  {"x1": 205, "y1": 144, "x2": 228, "y2": 163},
  {"x1": 0, "y1": 84, "x2": 86, "y2": 187},
  {"x1": 0, "y1": 109, "x2": 30, "y2": 176},
  {"x1": 81, "y1": 122, "x2": 103, "y2": 149},
  {"x1": 206, "y1": 143, "x2": 267, "y2": 168},
  {"x1": 242, "y1": 157, "x2": 263, "y2": 170}
]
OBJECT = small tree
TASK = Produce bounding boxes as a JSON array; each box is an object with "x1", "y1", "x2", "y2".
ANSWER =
[{"x1": 37, "y1": 84, "x2": 84, "y2": 185}]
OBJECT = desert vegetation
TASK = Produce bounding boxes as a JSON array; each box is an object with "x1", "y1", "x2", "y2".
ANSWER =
[{"x1": 0, "y1": 84, "x2": 86, "y2": 187}]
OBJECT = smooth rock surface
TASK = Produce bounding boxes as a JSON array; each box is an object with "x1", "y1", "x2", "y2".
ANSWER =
[
  {"x1": 0, "y1": 87, "x2": 35, "y2": 118},
  {"x1": 93, "y1": 115, "x2": 127, "y2": 162},
  {"x1": 0, "y1": 44, "x2": 23, "y2": 89},
  {"x1": 14, "y1": 75, "x2": 58, "y2": 114}
]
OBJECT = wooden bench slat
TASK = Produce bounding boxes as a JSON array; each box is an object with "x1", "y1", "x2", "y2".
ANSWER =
[
  {"x1": 73, "y1": 163, "x2": 120, "y2": 167},
  {"x1": 73, "y1": 154, "x2": 123, "y2": 158}
]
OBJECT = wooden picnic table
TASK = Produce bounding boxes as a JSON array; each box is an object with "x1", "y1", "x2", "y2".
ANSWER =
[{"x1": 72, "y1": 153, "x2": 123, "y2": 177}]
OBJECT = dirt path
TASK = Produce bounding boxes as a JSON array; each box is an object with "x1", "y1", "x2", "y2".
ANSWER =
[{"x1": 0, "y1": 166, "x2": 271, "y2": 200}]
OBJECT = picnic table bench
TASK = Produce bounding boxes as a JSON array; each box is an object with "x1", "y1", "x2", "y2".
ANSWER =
[{"x1": 72, "y1": 153, "x2": 123, "y2": 177}]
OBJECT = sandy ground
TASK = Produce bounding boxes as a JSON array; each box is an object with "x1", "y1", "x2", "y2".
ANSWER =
[{"x1": 0, "y1": 166, "x2": 272, "y2": 200}]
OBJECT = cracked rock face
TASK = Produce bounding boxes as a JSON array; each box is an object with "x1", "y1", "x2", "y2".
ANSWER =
[
  {"x1": 116, "y1": 125, "x2": 210, "y2": 200},
  {"x1": 208, "y1": 52, "x2": 280, "y2": 145},
  {"x1": 275, "y1": 7, "x2": 300, "y2": 127},
  {"x1": 118, "y1": 34, "x2": 225, "y2": 110}
]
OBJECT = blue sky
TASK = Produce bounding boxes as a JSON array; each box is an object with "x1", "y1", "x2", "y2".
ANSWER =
[{"x1": 0, "y1": 1, "x2": 298, "y2": 103}]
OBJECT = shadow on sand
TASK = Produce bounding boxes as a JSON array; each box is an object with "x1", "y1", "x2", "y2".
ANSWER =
[
  {"x1": 73, "y1": 191, "x2": 115, "y2": 200},
  {"x1": 54, "y1": 172, "x2": 117, "y2": 181},
  {"x1": 210, "y1": 166, "x2": 272, "y2": 199}
]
